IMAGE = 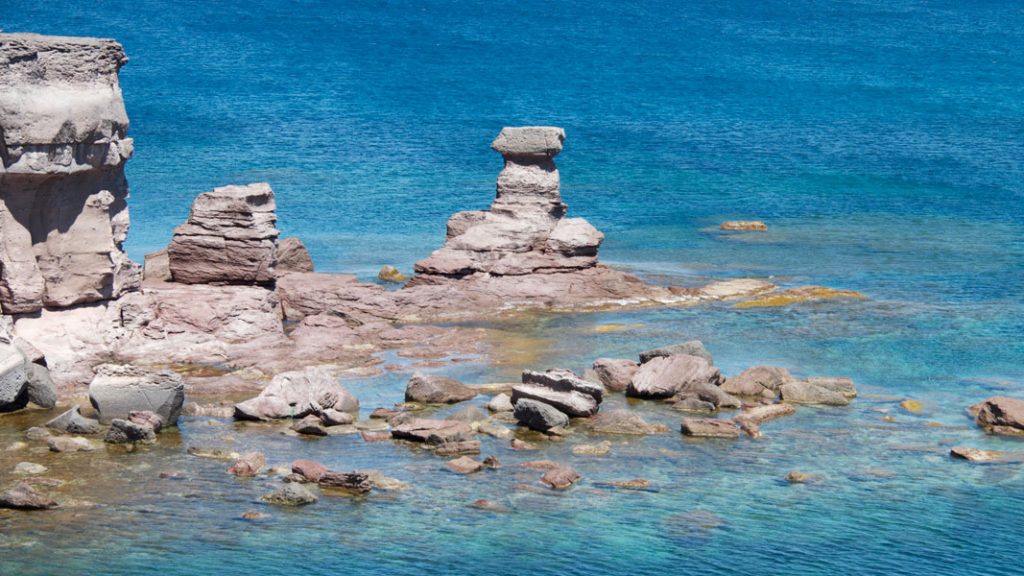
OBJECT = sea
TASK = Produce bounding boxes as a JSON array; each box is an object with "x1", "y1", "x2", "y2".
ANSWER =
[{"x1": 1, "y1": 1, "x2": 1023, "y2": 574}]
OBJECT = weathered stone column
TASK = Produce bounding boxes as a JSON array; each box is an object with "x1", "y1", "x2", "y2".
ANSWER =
[{"x1": 0, "y1": 34, "x2": 140, "y2": 313}]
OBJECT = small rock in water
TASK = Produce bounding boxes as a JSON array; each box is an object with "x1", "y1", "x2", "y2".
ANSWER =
[
  {"x1": 587, "y1": 410, "x2": 667, "y2": 435},
  {"x1": 737, "y1": 420, "x2": 762, "y2": 439},
  {"x1": 405, "y1": 372, "x2": 477, "y2": 404},
  {"x1": 950, "y1": 446, "x2": 1024, "y2": 463},
  {"x1": 25, "y1": 427, "x2": 52, "y2": 441},
  {"x1": 187, "y1": 446, "x2": 241, "y2": 460},
  {"x1": 482, "y1": 455, "x2": 501, "y2": 469},
  {"x1": 227, "y1": 452, "x2": 266, "y2": 477},
  {"x1": 47, "y1": 436, "x2": 96, "y2": 453},
  {"x1": 261, "y1": 483, "x2": 318, "y2": 506},
  {"x1": 6, "y1": 441, "x2": 28, "y2": 452},
  {"x1": 971, "y1": 396, "x2": 1024, "y2": 436},
  {"x1": 0, "y1": 481, "x2": 58, "y2": 510},
  {"x1": 513, "y1": 397, "x2": 570, "y2": 433},
  {"x1": 378, "y1": 265, "x2": 407, "y2": 283},
  {"x1": 478, "y1": 421, "x2": 513, "y2": 439},
  {"x1": 291, "y1": 415, "x2": 328, "y2": 436},
  {"x1": 318, "y1": 471, "x2": 372, "y2": 495},
  {"x1": 594, "y1": 479, "x2": 653, "y2": 491},
  {"x1": 445, "y1": 456, "x2": 483, "y2": 475},
  {"x1": 638, "y1": 340, "x2": 713, "y2": 365},
  {"x1": 45, "y1": 405, "x2": 101, "y2": 435},
  {"x1": 521, "y1": 460, "x2": 560, "y2": 470},
  {"x1": 572, "y1": 441, "x2": 611, "y2": 456},
  {"x1": 469, "y1": 499, "x2": 511, "y2": 513},
  {"x1": 541, "y1": 466, "x2": 581, "y2": 490},
  {"x1": 320, "y1": 408, "x2": 354, "y2": 427},
  {"x1": 779, "y1": 381, "x2": 850, "y2": 406},
  {"x1": 13, "y1": 462, "x2": 47, "y2": 475},
  {"x1": 680, "y1": 418, "x2": 739, "y2": 439},
  {"x1": 785, "y1": 470, "x2": 817, "y2": 484},
  {"x1": 720, "y1": 220, "x2": 768, "y2": 231},
  {"x1": 487, "y1": 393, "x2": 514, "y2": 413},
  {"x1": 510, "y1": 438, "x2": 538, "y2": 451},
  {"x1": 104, "y1": 418, "x2": 157, "y2": 444},
  {"x1": 360, "y1": 430, "x2": 391, "y2": 443},
  {"x1": 291, "y1": 459, "x2": 328, "y2": 482}
]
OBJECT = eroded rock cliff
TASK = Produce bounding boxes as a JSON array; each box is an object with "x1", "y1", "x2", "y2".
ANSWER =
[{"x1": 0, "y1": 33, "x2": 140, "y2": 313}]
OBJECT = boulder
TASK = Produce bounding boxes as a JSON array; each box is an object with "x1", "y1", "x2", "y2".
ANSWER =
[
  {"x1": 0, "y1": 343, "x2": 28, "y2": 411},
  {"x1": 511, "y1": 383, "x2": 598, "y2": 418},
  {"x1": 227, "y1": 452, "x2": 266, "y2": 476},
  {"x1": 46, "y1": 405, "x2": 101, "y2": 435},
  {"x1": 638, "y1": 340, "x2": 713, "y2": 365},
  {"x1": 627, "y1": 355, "x2": 722, "y2": 400},
  {"x1": 405, "y1": 372, "x2": 477, "y2": 404},
  {"x1": 972, "y1": 397, "x2": 1024, "y2": 436},
  {"x1": 487, "y1": 393, "x2": 514, "y2": 413},
  {"x1": 522, "y1": 369, "x2": 603, "y2": 403},
  {"x1": 167, "y1": 182, "x2": 278, "y2": 285},
  {"x1": 586, "y1": 409, "x2": 666, "y2": 435},
  {"x1": 89, "y1": 364, "x2": 185, "y2": 425},
  {"x1": 25, "y1": 364, "x2": 57, "y2": 409},
  {"x1": 143, "y1": 249, "x2": 171, "y2": 281},
  {"x1": 0, "y1": 34, "x2": 141, "y2": 314},
  {"x1": 680, "y1": 418, "x2": 740, "y2": 439},
  {"x1": 261, "y1": 483, "x2": 318, "y2": 506},
  {"x1": 721, "y1": 366, "x2": 795, "y2": 398},
  {"x1": 291, "y1": 459, "x2": 329, "y2": 482},
  {"x1": 445, "y1": 456, "x2": 483, "y2": 474},
  {"x1": 541, "y1": 466, "x2": 581, "y2": 490},
  {"x1": 0, "y1": 481, "x2": 58, "y2": 510},
  {"x1": 390, "y1": 418, "x2": 474, "y2": 445},
  {"x1": 234, "y1": 367, "x2": 358, "y2": 421},
  {"x1": 591, "y1": 358, "x2": 639, "y2": 392},
  {"x1": 318, "y1": 471, "x2": 372, "y2": 495},
  {"x1": 513, "y1": 398, "x2": 570, "y2": 432},
  {"x1": 276, "y1": 237, "x2": 314, "y2": 273},
  {"x1": 780, "y1": 381, "x2": 850, "y2": 406}
]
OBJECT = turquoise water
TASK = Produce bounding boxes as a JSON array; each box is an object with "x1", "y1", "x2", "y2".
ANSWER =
[{"x1": 2, "y1": 1, "x2": 1024, "y2": 574}]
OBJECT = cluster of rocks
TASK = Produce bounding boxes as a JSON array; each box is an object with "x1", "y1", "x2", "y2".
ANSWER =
[
  {"x1": 233, "y1": 367, "x2": 359, "y2": 436},
  {"x1": 1, "y1": 320, "x2": 56, "y2": 412},
  {"x1": 511, "y1": 369, "x2": 604, "y2": 432}
]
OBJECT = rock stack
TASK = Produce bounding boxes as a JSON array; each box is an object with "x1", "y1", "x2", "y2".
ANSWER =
[
  {"x1": 512, "y1": 369, "x2": 604, "y2": 432},
  {"x1": 0, "y1": 34, "x2": 140, "y2": 313},
  {"x1": 413, "y1": 127, "x2": 603, "y2": 279},
  {"x1": 167, "y1": 183, "x2": 279, "y2": 284},
  {"x1": 0, "y1": 320, "x2": 56, "y2": 412}
]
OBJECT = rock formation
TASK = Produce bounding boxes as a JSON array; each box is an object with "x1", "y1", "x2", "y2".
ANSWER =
[
  {"x1": 413, "y1": 127, "x2": 602, "y2": 278},
  {"x1": 167, "y1": 183, "x2": 278, "y2": 284},
  {"x1": 0, "y1": 34, "x2": 140, "y2": 313}
]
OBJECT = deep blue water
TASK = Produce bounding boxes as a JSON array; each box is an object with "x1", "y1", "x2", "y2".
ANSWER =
[{"x1": 2, "y1": 1, "x2": 1024, "y2": 575}]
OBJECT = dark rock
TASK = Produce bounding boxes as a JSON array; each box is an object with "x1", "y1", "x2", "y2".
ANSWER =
[
  {"x1": 680, "y1": 418, "x2": 739, "y2": 439},
  {"x1": 482, "y1": 455, "x2": 501, "y2": 469},
  {"x1": 0, "y1": 344, "x2": 28, "y2": 412},
  {"x1": 513, "y1": 398, "x2": 570, "y2": 432},
  {"x1": 261, "y1": 483, "x2": 318, "y2": 506},
  {"x1": 46, "y1": 405, "x2": 101, "y2": 435},
  {"x1": 541, "y1": 466, "x2": 581, "y2": 490},
  {"x1": 469, "y1": 499, "x2": 510, "y2": 512},
  {"x1": 638, "y1": 340, "x2": 713, "y2": 365},
  {"x1": 318, "y1": 471, "x2": 372, "y2": 495},
  {"x1": 0, "y1": 481, "x2": 58, "y2": 510},
  {"x1": 405, "y1": 372, "x2": 477, "y2": 404},
  {"x1": 104, "y1": 418, "x2": 156, "y2": 444},
  {"x1": 591, "y1": 358, "x2": 639, "y2": 392}
]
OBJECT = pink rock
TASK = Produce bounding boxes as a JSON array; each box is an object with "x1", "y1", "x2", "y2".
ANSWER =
[
  {"x1": 445, "y1": 456, "x2": 483, "y2": 474},
  {"x1": 721, "y1": 366, "x2": 795, "y2": 398},
  {"x1": 291, "y1": 459, "x2": 328, "y2": 482},
  {"x1": 592, "y1": 358, "x2": 640, "y2": 392},
  {"x1": 228, "y1": 452, "x2": 266, "y2": 477},
  {"x1": 541, "y1": 466, "x2": 581, "y2": 489},
  {"x1": 276, "y1": 237, "x2": 314, "y2": 273},
  {"x1": 627, "y1": 355, "x2": 722, "y2": 399}
]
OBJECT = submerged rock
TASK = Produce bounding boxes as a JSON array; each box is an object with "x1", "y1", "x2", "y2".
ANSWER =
[
  {"x1": 971, "y1": 397, "x2": 1024, "y2": 436},
  {"x1": 572, "y1": 440, "x2": 611, "y2": 456},
  {"x1": 587, "y1": 410, "x2": 667, "y2": 435},
  {"x1": 13, "y1": 462, "x2": 47, "y2": 475},
  {"x1": 89, "y1": 363, "x2": 185, "y2": 425},
  {"x1": 950, "y1": 447, "x2": 1024, "y2": 463},
  {"x1": 720, "y1": 220, "x2": 767, "y2": 231},
  {"x1": 733, "y1": 403, "x2": 796, "y2": 425},
  {"x1": 541, "y1": 466, "x2": 581, "y2": 490},
  {"x1": 735, "y1": 286, "x2": 866, "y2": 308},
  {"x1": 262, "y1": 483, "x2": 318, "y2": 506},
  {"x1": 47, "y1": 435, "x2": 96, "y2": 453},
  {"x1": 405, "y1": 372, "x2": 477, "y2": 404},
  {"x1": 227, "y1": 452, "x2": 266, "y2": 477},
  {"x1": 391, "y1": 418, "x2": 474, "y2": 445},
  {"x1": 804, "y1": 376, "x2": 857, "y2": 399},
  {"x1": 167, "y1": 182, "x2": 279, "y2": 285}
]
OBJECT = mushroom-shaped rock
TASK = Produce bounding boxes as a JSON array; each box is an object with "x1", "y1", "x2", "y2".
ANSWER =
[{"x1": 88, "y1": 364, "x2": 185, "y2": 425}]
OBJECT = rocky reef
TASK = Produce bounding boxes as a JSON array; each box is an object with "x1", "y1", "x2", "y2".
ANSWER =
[{"x1": 0, "y1": 34, "x2": 139, "y2": 314}]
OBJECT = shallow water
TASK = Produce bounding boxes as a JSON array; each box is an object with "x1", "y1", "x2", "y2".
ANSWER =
[{"x1": 2, "y1": 1, "x2": 1023, "y2": 575}]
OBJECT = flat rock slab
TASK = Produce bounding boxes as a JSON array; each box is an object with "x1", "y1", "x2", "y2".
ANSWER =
[
  {"x1": 680, "y1": 418, "x2": 740, "y2": 439},
  {"x1": 950, "y1": 447, "x2": 1024, "y2": 463},
  {"x1": 390, "y1": 419, "x2": 474, "y2": 445},
  {"x1": 522, "y1": 369, "x2": 603, "y2": 403},
  {"x1": 733, "y1": 403, "x2": 797, "y2": 425},
  {"x1": 511, "y1": 384, "x2": 598, "y2": 418}
]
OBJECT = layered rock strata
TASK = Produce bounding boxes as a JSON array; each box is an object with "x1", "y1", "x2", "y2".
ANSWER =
[
  {"x1": 167, "y1": 183, "x2": 278, "y2": 284},
  {"x1": 0, "y1": 34, "x2": 140, "y2": 313}
]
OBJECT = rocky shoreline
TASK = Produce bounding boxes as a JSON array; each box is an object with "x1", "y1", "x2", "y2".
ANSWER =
[{"x1": 2, "y1": 33, "x2": 1021, "y2": 514}]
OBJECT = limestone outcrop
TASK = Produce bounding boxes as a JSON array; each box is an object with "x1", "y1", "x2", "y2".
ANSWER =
[
  {"x1": 413, "y1": 127, "x2": 601, "y2": 278},
  {"x1": 0, "y1": 34, "x2": 140, "y2": 313},
  {"x1": 167, "y1": 183, "x2": 278, "y2": 284}
]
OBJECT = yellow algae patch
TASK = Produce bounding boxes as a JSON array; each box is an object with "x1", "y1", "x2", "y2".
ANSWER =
[
  {"x1": 592, "y1": 323, "x2": 643, "y2": 333},
  {"x1": 734, "y1": 286, "x2": 866, "y2": 308},
  {"x1": 900, "y1": 399, "x2": 925, "y2": 413}
]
